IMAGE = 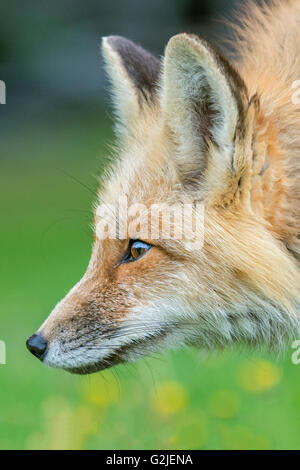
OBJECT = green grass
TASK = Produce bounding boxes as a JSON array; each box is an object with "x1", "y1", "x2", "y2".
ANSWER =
[{"x1": 1, "y1": 110, "x2": 300, "y2": 450}]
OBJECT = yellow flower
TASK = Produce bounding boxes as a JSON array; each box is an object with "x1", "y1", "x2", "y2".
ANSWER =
[
  {"x1": 152, "y1": 381, "x2": 188, "y2": 415},
  {"x1": 238, "y1": 360, "x2": 281, "y2": 392},
  {"x1": 209, "y1": 390, "x2": 240, "y2": 419}
]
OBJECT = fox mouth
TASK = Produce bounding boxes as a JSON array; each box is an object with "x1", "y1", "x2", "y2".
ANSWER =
[
  {"x1": 61, "y1": 329, "x2": 171, "y2": 375},
  {"x1": 63, "y1": 349, "x2": 123, "y2": 374}
]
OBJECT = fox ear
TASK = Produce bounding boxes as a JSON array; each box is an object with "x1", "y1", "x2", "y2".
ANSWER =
[
  {"x1": 102, "y1": 36, "x2": 161, "y2": 135},
  {"x1": 161, "y1": 34, "x2": 253, "y2": 196}
]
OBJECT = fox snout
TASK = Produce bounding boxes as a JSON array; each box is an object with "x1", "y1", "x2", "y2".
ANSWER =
[
  {"x1": 25, "y1": 257, "x2": 177, "y2": 375},
  {"x1": 25, "y1": 242, "x2": 195, "y2": 375},
  {"x1": 25, "y1": 274, "x2": 130, "y2": 374}
]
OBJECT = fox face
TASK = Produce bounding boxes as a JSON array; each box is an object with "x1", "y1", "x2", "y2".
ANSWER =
[{"x1": 27, "y1": 32, "x2": 300, "y2": 374}]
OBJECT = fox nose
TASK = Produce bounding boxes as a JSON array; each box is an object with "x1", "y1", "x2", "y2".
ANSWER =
[{"x1": 26, "y1": 333, "x2": 47, "y2": 360}]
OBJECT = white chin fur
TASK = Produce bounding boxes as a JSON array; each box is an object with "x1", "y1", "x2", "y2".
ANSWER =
[{"x1": 42, "y1": 339, "x2": 113, "y2": 370}]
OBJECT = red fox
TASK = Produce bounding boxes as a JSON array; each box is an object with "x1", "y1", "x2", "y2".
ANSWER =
[{"x1": 27, "y1": 0, "x2": 300, "y2": 374}]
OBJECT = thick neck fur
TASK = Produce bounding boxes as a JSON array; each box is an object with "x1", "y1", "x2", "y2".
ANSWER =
[{"x1": 232, "y1": 0, "x2": 300, "y2": 253}]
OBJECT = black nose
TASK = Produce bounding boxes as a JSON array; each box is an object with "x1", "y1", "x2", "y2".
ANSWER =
[{"x1": 26, "y1": 333, "x2": 47, "y2": 360}]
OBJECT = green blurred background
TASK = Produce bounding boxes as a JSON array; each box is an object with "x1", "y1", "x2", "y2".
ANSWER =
[{"x1": 1, "y1": 0, "x2": 300, "y2": 450}]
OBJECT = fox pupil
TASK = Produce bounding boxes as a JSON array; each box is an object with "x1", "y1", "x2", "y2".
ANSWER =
[{"x1": 130, "y1": 240, "x2": 151, "y2": 261}]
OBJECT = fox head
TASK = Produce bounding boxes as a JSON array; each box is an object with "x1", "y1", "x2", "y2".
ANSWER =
[{"x1": 27, "y1": 34, "x2": 300, "y2": 374}]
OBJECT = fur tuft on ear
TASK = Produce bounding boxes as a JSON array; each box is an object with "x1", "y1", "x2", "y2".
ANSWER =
[
  {"x1": 161, "y1": 33, "x2": 252, "y2": 194},
  {"x1": 102, "y1": 36, "x2": 161, "y2": 135}
]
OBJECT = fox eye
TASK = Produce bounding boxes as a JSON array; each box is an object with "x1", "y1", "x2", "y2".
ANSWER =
[
  {"x1": 130, "y1": 240, "x2": 151, "y2": 260},
  {"x1": 121, "y1": 240, "x2": 151, "y2": 263}
]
